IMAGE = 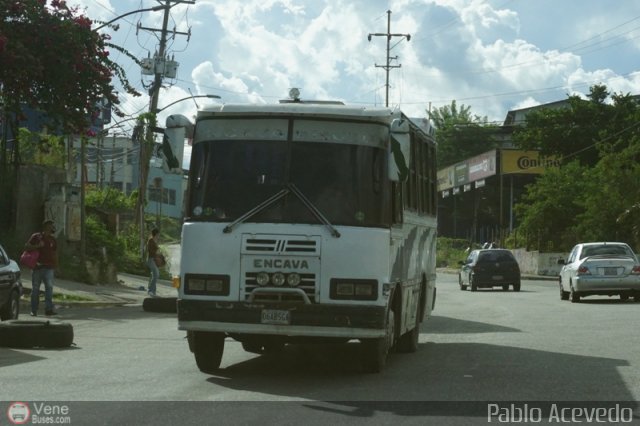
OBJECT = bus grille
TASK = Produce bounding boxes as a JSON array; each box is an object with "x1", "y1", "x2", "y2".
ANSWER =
[
  {"x1": 242, "y1": 237, "x2": 319, "y2": 255},
  {"x1": 244, "y1": 272, "x2": 317, "y2": 303}
]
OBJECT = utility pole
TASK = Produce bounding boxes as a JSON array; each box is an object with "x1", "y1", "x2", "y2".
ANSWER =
[
  {"x1": 135, "y1": 0, "x2": 193, "y2": 253},
  {"x1": 139, "y1": 1, "x2": 193, "y2": 114},
  {"x1": 368, "y1": 10, "x2": 411, "y2": 107}
]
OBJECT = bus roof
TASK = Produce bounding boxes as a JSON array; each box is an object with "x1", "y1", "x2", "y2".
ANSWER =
[{"x1": 198, "y1": 102, "x2": 399, "y2": 122}]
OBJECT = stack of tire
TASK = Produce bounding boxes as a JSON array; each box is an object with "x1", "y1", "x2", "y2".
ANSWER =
[
  {"x1": 142, "y1": 297, "x2": 177, "y2": 313},
  {"x1": 0, "y1": 320, "x2": 74, "y2": 348}
]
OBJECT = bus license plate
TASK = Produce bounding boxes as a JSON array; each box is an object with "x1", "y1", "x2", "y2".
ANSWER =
[{"x1": 261, "y1": 309, "x2": 290, "y2": 325}]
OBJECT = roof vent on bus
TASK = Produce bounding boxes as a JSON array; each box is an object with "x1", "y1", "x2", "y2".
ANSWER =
[
  {"x1": 289, "y1": 88, "x2": 301, "y2": 101},
  {"x1": 278, "y1": 88, "x2": 345, "y2": 105}
]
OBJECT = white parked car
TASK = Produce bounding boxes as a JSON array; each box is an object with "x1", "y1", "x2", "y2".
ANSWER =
[{"x1": 557, "y1": 242, "x2": 640, "y2": 303}]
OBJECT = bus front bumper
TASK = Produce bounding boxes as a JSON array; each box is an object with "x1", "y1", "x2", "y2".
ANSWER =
[{"x1": 177, "y1": 299, "x2": 387, "y2": 339}]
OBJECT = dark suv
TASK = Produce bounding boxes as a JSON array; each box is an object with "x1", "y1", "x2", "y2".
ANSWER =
[
  {"x1": 459, "y1": 249, "x2": 521, "y2": 292},
  {"x1": 0, "y1": 243, "x2": 22, "y2": 320}
]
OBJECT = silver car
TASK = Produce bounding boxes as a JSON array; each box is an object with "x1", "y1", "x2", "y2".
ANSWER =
[
  {"x1": 0, "y1": 243, "x2": 22, "y2": 320},
  {"x1": 558, "y1": 242, "x2": 640, "y2": 303}
]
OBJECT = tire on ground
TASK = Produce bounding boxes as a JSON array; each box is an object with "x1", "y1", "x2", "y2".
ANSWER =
[
  {"x1": 143, "y1": 297, "x2": 177, "y2": 313},
  {"x1": 0, "y1": 320, "x2": 74, "y2": 348}
]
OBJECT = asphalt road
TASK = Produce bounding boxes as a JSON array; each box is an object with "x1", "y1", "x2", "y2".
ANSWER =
[{"x1": 1, "y1": 273, "x2": 639, "y2": 425}]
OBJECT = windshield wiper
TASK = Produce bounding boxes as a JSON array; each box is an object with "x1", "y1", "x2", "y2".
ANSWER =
[
  {"x1": 222, "y1": 184, "x2": 341, "y2": 238},
  {"x1": 288, "y1": 183, "x2": 341, "y2": 238},
  {"x1": 223, "y1": 188, "x2": 290, "y2": 233}
]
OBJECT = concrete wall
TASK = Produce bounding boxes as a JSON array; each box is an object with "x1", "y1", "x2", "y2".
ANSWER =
[
  {"x1": 512, "y1": 248, "x2": 568, "y2": 276},
  {"x1": 15, "y1": 165, "x2": 67, "y2": 244}
]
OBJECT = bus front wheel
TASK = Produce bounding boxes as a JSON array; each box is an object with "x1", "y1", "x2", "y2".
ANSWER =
[
  {"x1": 189, "y1": 331, "x2": 225, "y2": 374},
  {"x1": 361, "y1": 309, "x2": 395, "y2": 373}
]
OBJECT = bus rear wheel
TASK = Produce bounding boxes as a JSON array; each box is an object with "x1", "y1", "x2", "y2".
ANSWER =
[
  {"x1": 189, "y1": 331, "x2": 225, "y2": 374},
  {"x1": 361, "y1": 309, "x2": 395, "y2": 373}
]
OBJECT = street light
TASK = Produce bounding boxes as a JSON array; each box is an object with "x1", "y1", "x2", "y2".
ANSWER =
[
  {"x1": 154, "y1": 95, "x2": 221, "y2": 114},
  {"x1": 93, "y1": 6, "x2": 165, "y2": 31}
]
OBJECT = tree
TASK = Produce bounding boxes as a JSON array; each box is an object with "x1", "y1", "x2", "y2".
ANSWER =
[
  {"x1": 428, "y1": 100, "x2": 497, "y2": 167},
  {"x1": 0, "y1": 0, "x2": 141, "y2": 236},
  {"x1": 574, "y1": 139, "x2": 640, "y2": 245},
  {"x1": 512, "y1": 85, "x2": 640, "y2": 251},
  {"x1": 511, "y1": 85, "x2": 635, "y2": 167},
  {"x1": 0, "y1": 0, "x2": 139, "y2": 138},
  {"x1": 514, "y1": 161, "x2": 589, "y2": 251},
  {"x1": 16, "y1": 128, "x2": 65, "y2": 166},
  {"x1": 617, "y1": 202, "x2": 640, "y2": 249}
]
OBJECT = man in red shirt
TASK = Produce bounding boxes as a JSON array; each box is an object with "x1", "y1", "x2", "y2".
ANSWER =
[{"x1": 25, "y1": 220, "x2": 58, "y2": 316}]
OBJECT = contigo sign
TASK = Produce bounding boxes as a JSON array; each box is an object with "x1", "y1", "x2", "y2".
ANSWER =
[
  {"x1": 517, "y1": 155, "x2": 561, "y2": 170},
  {"x1": 501, "y1": 150, "x2": 560, "y2": 175}
]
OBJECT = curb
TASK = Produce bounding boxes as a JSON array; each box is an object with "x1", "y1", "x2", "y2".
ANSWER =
[
  {"x1": 19, "y1": 288, "x2": 140, "y2": 309},
  {"x1": 19, "y1": 298, "x2": 137, "y2": 310}
]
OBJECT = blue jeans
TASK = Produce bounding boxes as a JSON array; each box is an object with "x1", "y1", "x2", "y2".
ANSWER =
[
  {"x1": 31, "y1": 267, "x2": 55, "y2": 313},
  {"x1": 147, "y1": 258, "x2": 159, "y2": 295}
]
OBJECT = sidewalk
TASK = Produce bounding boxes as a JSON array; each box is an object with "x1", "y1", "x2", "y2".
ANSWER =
[{"x1": 19, "y1": 269, "x2": 178, "y2": 310}]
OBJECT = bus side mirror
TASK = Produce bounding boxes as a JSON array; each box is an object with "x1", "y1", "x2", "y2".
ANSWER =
[
  {"x1": 389, "y1": 119, "x2": 410, "y2": 182},
  {"x1": 162, "y1": 114, "x2": 195, "y2": 174}
]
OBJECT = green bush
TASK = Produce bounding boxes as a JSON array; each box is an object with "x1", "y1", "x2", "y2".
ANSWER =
[
  {"x1": 85, "y1": 215, "x2": 126, "y2": 263},
  {"x1": 436, "y1": 237, "x2": 474, "y2": 268}
]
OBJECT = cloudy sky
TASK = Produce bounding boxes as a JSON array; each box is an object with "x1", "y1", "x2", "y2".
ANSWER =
[{"x1": 75, "y1": 0, "x2": 640, "y2": 134}]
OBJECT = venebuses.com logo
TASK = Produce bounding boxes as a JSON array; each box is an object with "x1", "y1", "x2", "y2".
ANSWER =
[
  {"x1": 6, "y1": 401, "x2": 72, "y2": 424},
  {"x1": 7, "y1": 401, "x2": 30, "y2": 425}
]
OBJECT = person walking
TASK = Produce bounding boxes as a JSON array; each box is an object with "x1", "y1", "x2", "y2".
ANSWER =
[
  {"x1": 25, "y1": 219, "x2": 58, "y2": 316},
  {"x1": 146, "y1": 228, "x2": 160, "y2": 297}
]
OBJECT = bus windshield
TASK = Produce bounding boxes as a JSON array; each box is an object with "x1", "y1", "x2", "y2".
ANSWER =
[{"x1": 187, "y1": 139, "x2": 390, "y2": 227}]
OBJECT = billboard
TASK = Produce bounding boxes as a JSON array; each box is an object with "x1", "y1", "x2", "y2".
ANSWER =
[
  {"x1": 437, "y1": 150, "x2": 497, "y2": 192},
  {"x1": 501, "y1": 150, "x2": 561, "y2": 174}
]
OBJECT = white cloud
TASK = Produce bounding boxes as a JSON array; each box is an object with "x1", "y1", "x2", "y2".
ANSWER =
[
  {"x1": 88, "y1": 0, "x2": 640, "y2": 127},
  {"x1": 511, "y1": 96, "x2": 541, "y2": 111}
]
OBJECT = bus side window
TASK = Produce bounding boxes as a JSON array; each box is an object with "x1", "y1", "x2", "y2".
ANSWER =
[{"x1": 392, "y1": 182, "x2": 403, "y2": 224}]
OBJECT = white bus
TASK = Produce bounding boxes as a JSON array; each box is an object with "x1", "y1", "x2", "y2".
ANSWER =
[{"x1": 177, "y1": 98, "x2": 437, "y2": 373}]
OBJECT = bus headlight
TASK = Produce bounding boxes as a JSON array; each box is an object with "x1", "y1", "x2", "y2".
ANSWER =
[
  {"x1": 256, "y1": 272, "x2": 270, "y2": 286},
  {"x1": 185, "y1": 274, "x2": 230, "y2": 296},
  {"x1": 336, "y1": 282, "x2": 354, "y2": 296},
  {"x1": 271, "y1": 272, "x2": 286, "y2": 286},
  {"x1": 330, "y1": 278, "x2": 378, "y2": 300},
  {"x1": 286, "y1": 273, "x2": 301, "y2": 287},
  {"x1": 188, "y1": 278, "x2": 205, "y2": 292}
]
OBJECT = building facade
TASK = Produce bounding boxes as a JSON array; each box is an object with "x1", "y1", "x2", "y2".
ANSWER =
[{"x1": 71, "y1": 135, "x2": 186, "y2": 219}]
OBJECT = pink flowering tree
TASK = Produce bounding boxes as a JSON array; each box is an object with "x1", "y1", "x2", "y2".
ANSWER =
[{"x1": 0, "y1": 0, "x2": 140, "y2": 141}]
